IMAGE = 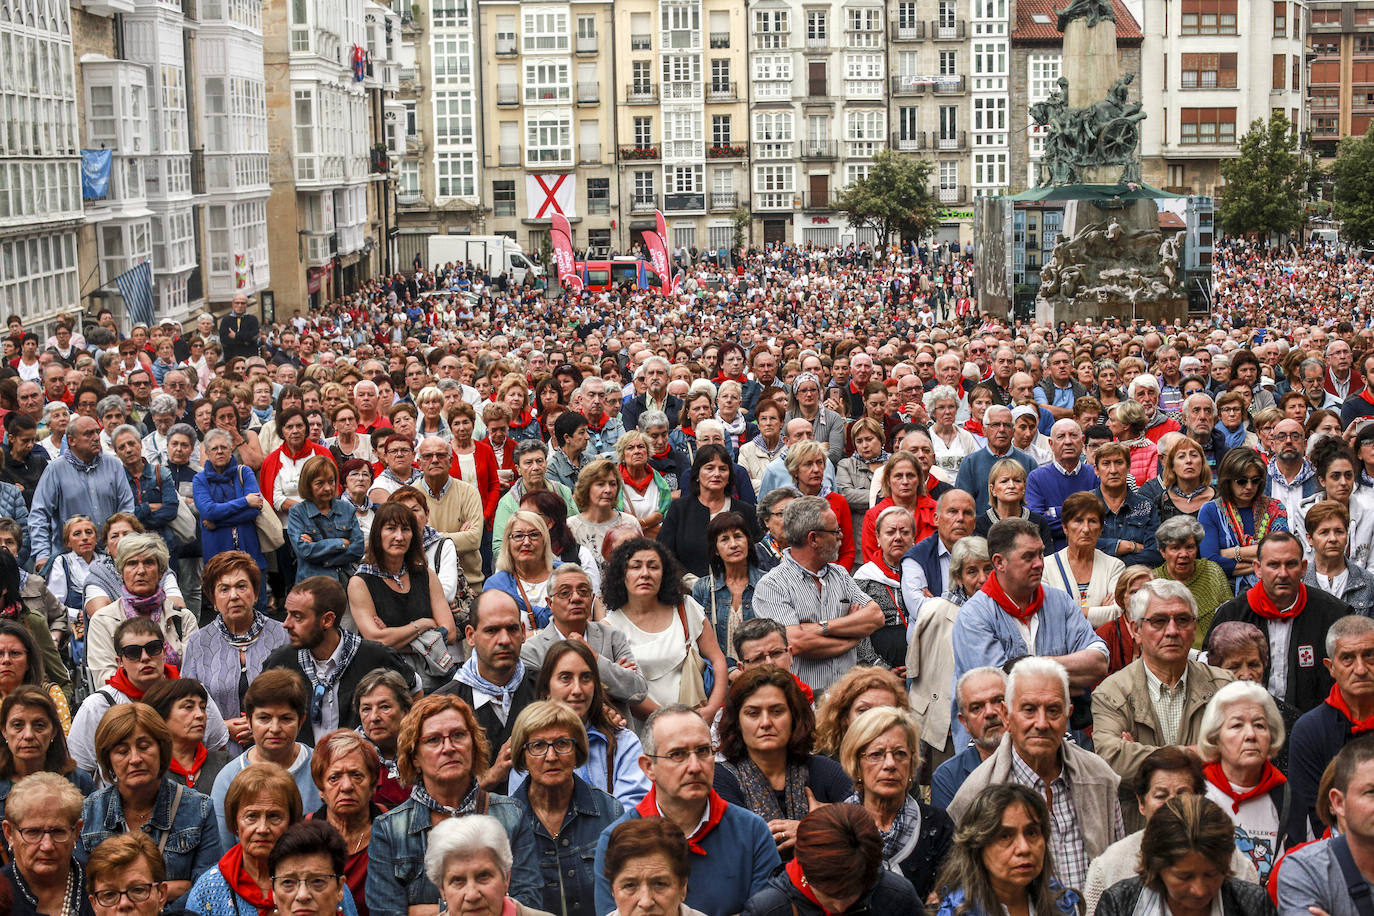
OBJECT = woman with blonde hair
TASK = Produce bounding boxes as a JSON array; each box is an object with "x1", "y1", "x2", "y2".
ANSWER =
[
  {"x1": 1155, "y1": 435, "x2": 1216, "y2": 522},
  {"x1": 498, "y1": 374, "x2": 541, "y2": 443},
  {"x1": 484, "y1": 511, "x2": 560, "y2": 630},
  {"x1": 812, "y1": 666, "x2": 909, "y2": 759},
  {"x1": 613, "y1": 430, "x2": 670, "y2": 539}
]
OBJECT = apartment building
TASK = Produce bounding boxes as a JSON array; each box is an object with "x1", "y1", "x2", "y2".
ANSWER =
[
  {"x1": 0, "y1": 0, "x2": 83, "y2": 327},
  {"x1": 1009, "y1": 0, "x2": 1142, "y2": 192},
  {"x1": 1307, "y1": 1, "x2": 1374, "y2": 160},
  {"x1": 1134, "y1": 0, "x2": 1306, "y2": 195}
]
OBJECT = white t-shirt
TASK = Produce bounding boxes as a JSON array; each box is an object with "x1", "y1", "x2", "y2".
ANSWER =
[
  {"x1": 1205, "y1": 781, "x2": 1280, "y2": 882},
  {"x1": 604, "y1": 597, "x2": 706, "y2": 710}
]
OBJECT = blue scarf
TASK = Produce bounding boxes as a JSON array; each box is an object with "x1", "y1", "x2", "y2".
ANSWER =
[
  {"x1": 1221, "y1": 422, "x2": 1248, "y2": 450},
  {"x1": 252, "y1": 406, "x2": 273, "y2": 424},
  {"x1": 452, "y1": 653, "x2": 526, "y2": 724},
  {"x1": 63, "y1": 450, "x2": 100, "y2": 474}
]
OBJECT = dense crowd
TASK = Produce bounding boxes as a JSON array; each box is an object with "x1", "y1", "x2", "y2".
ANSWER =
[{"x1": 0, "y1": 239, "x2": 1373, "y2": 916}]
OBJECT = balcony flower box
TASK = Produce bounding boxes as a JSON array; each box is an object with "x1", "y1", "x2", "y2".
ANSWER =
[{"x1": 707, "y1": 144, "x2": 745, "y2": 159}]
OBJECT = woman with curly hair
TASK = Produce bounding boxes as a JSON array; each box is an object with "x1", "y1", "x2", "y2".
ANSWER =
[{"x1": 811, "y1": 666, "x2": 909, "y2": 759}]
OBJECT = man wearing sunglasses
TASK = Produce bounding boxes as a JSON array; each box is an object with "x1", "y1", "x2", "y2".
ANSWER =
[{"x1": 68, "y1": 616, "x2": 232, "y2": 785}]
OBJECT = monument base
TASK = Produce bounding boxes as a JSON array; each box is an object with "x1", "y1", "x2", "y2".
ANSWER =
[
  {"x1": 1035, "y1": 196, "x2": 1186, "y2": 326},
  {"x1": 1062, "y1": 18, "x2": 1118, "y2": 109}
]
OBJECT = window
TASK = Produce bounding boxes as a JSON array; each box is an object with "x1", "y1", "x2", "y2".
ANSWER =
[
  {"x1": 712, "y1": 114, "x2": 732, "y2": 145},
  {"x1": 630, "y1": 11, "x2": 652, "y2": 48},
  {"x1": 433, "y1": 91, "x2": 474, "y2": 144},
  {"x1": 1273, "y1": 54, "x2": 1286, "y2": 90},
  {"x1": 939, "y1": 160, "x2": 957, "y2": 188},
  {"x1": 1180, "y1": 0, "x2": 1237, "y2": 35},
  {"x1": 433, "y1": 36, "x2": 472, "y2": 83},
  {"x1": 845, "y1": 54, "x2": 883, "y2": 79},
  {"x1": 754, "y1": 10, "x2": 789, "y2": 48},
  {"x1": 633, "y1": 170, "x2": 655, "y2": 200},
  {"x1": 207, "y1": 206, "x2": 230, "y2": 271},
  {"x1": 712, "y1": 169, "x2": 733, "y2": 194},
  {"x1": 973, "y1": 152, "x2": 1007, "y2": 186},
  {"x1": 847, "y1": 8, "x2": 881, "y2": 47},
  {"x1": 845, "y1": 110, "x2": 885, "y2": 155},
  {"x1": 973, "y1": 96, "x2": 1006, "y2": 134},
  {"x1": 898, "y1": 106, "x2": 919, "y2": 139},
  {"x1": 587, "y1": 228, "x2": 611, "y2": 252},
  {"x1": 632, "y1": 61, "x2": 652, "y2": 92},
  {"x1": 753, "y1": 164, "x2": 795, "y2": 202},
  {"x1": 973, "y1": 41, "x2": 1006, "y2": 75},
  {"x1": 1179, "y1": 107, "x2": 1237, "y2": 144},
  {"x1": 436, "y1": 152, "x2": 476, "y2": 196},
  {"x1": 495, "y1": 15, "x2": 515, "y2": 52},
  {"x1": 807, "y1": 10, "x2": 827, "y2": 41},
  {"x1": 523, "y1": 10, "x2": 569, "y2": 51},
  {"x1": 576, "y1": 14, "x2": 596, "y2": 48},
  {"x1": 293, "y1": 89, "x2": 315, "y2": 160},
  {"x1": 752, "y1": 55, "x2": 792, "y2": 81},
  {"x1": 662, "y1": 55, "x2": 701, "y2": 84},
  {"x1": 525, "y1": 61, "x2": 571, "y2": 102},
  {"x1": 0, "y1": 232, "x2": 79, "y2": 315},
  {"x1": 753, "y1": 111, "x2": 794, "y2": 141},
  {"x1": 525, "y1": 111, "x2": 572, "y2": 162},
  {"x1": 633, "y1": 117, "x2": 653, "y2": 147},
  {"x1": 711, "y1": 58, "x2": 731, "y2": 90},
  {"x1": 939, "y1": 105, "x2": 957, "y2": 138},
  {"x1": 897, "y1": 2, "x2": 917, "y2": 28},
  {"x1": 1180, "y1": 53, "x2": 1236, "y2": 88},
  {"x1": 939, "y1": 51, "x2": 957, "y2": 75},
  {"x1": 431, "y1": 0, "x2": 468, "y2": 29},
  {"x1": 708, "y1": 225, "x2": 734, "y2": 250},
  {"x1": 587, "y1": 178, "x2": 609, "y2": 214},
  {"x1": 493, "y1": 181, "x2": 516, "y2": 216},
  {"x1": 1272, "y1": 0, "x2": 1286, "y2": 35},
  {"x1": 399, "y1": 160, "x2": 420, "y2": 196},
  {"x1": 668, "y1": 165, "x2": 702, "y2": 193},
  {"x1": 938, "y1": 0, "x2": 955, "y2": 27}
]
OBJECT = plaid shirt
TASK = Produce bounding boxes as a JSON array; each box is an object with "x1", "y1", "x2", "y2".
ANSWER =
[
  {"x1": 1144, "y1": 664, "x2": 1188, "y2": 747},
  {"x1": 1011, "y1": 748, "x2": 1093, "y2": 894}
]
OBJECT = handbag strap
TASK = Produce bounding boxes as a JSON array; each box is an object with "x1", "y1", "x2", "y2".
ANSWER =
[
  {"x1": 676, "y1": 601, "x2": 692, "y2": 649},
  {"x1": 513, "y1": 576, "x2": 538, "y2": 630},
  {"x1": 157, "y1": 783, "x2": 185, "y2": 855},
  {"x1": 1332, "y1": 835, "x2": 1374, "y2": 916}
]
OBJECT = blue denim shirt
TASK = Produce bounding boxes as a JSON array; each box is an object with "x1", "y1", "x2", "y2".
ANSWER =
[
  {"x1": 1093, "y1": 486, "x2": 1163, "y2": 568},
  {"x1": 286, "y1": 497, "x2": 365, "y2": 581},
  {"x1": 512, "y1": 775, "x2": 624, "y2": 916},
  {"x1": 367, "y1": 791, "x2": 542, "y2": 913},
  {"x1": 77, "y1": 777, "x2": 222, "y2": 889},
  {"x1": 690, "y1": 566, "x2": 765, "y2": 667}
]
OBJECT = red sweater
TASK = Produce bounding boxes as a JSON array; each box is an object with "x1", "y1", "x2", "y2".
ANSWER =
[{"x1": 448, "y1": 439, "x2": 500, "y2": 524}]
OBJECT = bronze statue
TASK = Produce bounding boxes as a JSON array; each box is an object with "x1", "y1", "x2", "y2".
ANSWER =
[{"x1": 1055, "y1": 0, "x2": 1115, "y2": 31}]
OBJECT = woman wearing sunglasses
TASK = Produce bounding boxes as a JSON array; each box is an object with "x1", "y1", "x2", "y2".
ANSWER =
[{"x1": 1199, "y1": 447, "x2": 1289, "y2": 592}]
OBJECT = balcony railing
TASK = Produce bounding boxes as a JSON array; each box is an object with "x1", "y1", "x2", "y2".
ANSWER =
[
  {"x1": 497, "y1": 84, "x2": 518, "y2": 105},
  {"x1": 527, "y1": 148, "x2": 574, "y2": 166},
  {"x1": 845, "y1": 79, "x2": 884, "y2": 99},
  {"x1": 806, "y1": 35, "x2": 829, "y2": 47},
  {"x1": 892, "y1": 131, "x2": 927, "y2": 151},
  {"x1": 626, "y1": 83, "x2": 658, "y2": 102},
  {"x1": 930, "y1": 19, "x2": 966, "y2": 38},
  {"x1": 891, "y1": 75, "x2": 926, "y2": 95},
  {"x1": 893, "y1": 21, "x2": 925, "y2": 39},
  {"x1": 709, "y1": 31, "x2": 730, "y2": 48},
  {"x1": 575, "y1": 34, "x2": 597, "y2": 53},
  {"x1": 578, "y1": 142, "x2": 601, "y2": 163},
  {"x1": 495, "y1": 37, "x2": 516, "y2": 54},
  {"x1": 937, "y1": 184, "x2": 966, "y2": 203},
  {"x1": 663, "y1": 82, "x2": 703, "y2": 101},
  {"x1": 804, "y1": 191, "x2": 834, "y2": 209},
  {"x1": 190, "y1": 147, "x2": 205, "y2": 194},
  {"x1": 707, "y1": 142, "x2": 747, "y2": 159},
  {"x1": 577, "y1": 82, "x2": 599, "y2": 103},
  {"x1": 933, "y1": 75, "x2": 966, "y2": 94},
  {"x1": 800, "y1": 140, "x2": 838, "y2": 159},
  {"x1": 709, "y1": 191, "x2": 738, "y2": 210},
  {"x1": 630, "y1": 194, "x2": 658, "y2": 212},
  {"x1": 498, "y1": 145, "x2": 521, "y2": 166},
  {"x1": 707, "y1": 81, "x2": 737, "y2": 102},
  {"x1": 630, "y1": 34, "x2": 651, "y2": 50},
  {"x1": 664, "y1": 192, "x2": 706, "y2": 212},
  {"x1": 936, "y1": 130, "x2": 967, "y2": 151},
  {"x1": 397, "y1": 190, "x2": 423, "y2": 205},
  {"x1": 619, "y1": 145, "x2": 660, "y2": 161},
  {"x1": 755, "y1": 141, "x2": 794, "y2": 159}
]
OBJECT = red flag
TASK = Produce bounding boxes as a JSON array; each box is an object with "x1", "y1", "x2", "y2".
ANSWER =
[
  {"x1": 549, "y1": 214, "x2": 582, "y2": 293},
  {"x1": 655, "y1": 210, "x2": 669, "y2": 246},
  {"x1": 642, "y1": 231, "x2": 672, "y2": 297}
]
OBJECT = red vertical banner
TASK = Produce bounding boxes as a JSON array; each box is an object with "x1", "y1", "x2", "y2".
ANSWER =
[
  {"x1": 549, "y1": 213, "x2": 582, "y2": 293},
  {"x1": 642, "y1": 230, "x2": 672, "y2": 297}
]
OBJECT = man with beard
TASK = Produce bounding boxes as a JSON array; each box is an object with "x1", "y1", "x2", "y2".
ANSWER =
[
  {"x1": 1267, "y1": 418, "x2": 1320, "y2": 521},
  {"x1": 263, "y1": 575, "x2": 415, "y2": 746},
  {"x1": 931, "y1": 666, "x2": 1008, "y2": 808}
]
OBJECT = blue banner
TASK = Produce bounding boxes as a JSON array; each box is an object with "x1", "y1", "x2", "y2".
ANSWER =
[{"x1": 81, "y1": 149, "x2": 112, "y2": 200}]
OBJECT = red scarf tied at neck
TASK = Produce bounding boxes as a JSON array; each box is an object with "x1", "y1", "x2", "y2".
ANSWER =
[
  {"x1": 634, "y1": 787, "x2": 728, "y2": 854},
  {"x1": 1246, "y1": 581, "x2": 1307, "y2": 621},
  {"x1": 169, "y1": 742, "x2": 209, "y2": 788},
  {"x1": 107, "y1": 663, "x2": 180, "y2": 701},
  {"x1": 621, "y1": 463, "x2": 655, "y2": 492},
  {"x1": 981, "y1": 570, "x2": 1045, "y2": 623},
  {"x1": 785, "y1": 859, "x2": 833, "y2": 915},
  {"x1": 219, "y1": 844, "x2": 275, "y2": 916},
  {"x1": 1202, "y1": 760, "x2": 1287, "y2": 813},
  {"x1": 1326, "y1": 684, "x2": 1374, "y2": 734}
]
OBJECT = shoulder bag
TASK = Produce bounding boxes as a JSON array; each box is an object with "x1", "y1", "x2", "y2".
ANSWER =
[
  {"x1": 240, "y1": 466, "x2": 285, "y2": 552},
  {"x1": 675, "y1": 601, "x2": 708, "y2": 708}
]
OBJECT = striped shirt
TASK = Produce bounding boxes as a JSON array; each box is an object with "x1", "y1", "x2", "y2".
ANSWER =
[
  {"x1": 1144, "y1": 663, "x2": 1188, "y2": 747},
  {"x1": 751, "y1": 548, "x2": 872, "y2": 695},
  {"x1": 1011, "y1": 749, "x2": 1093, "y2": 895}
]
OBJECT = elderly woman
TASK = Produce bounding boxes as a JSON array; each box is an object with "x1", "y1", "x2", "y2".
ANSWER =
[
  {"x1": 507, "y1": 701, "x2": 624, "y2": 916},
  {"x1": 1204, "y1": 621, "x2": 1299, "y2": 772},
  {"x1": 691, "y1": 512, "x2": 766, "y2": 673},
  {"x1": 340, "y1": 458, "x2": 378, "y2": 538},
  {"x1": 425, "y1": 815, "x2": 556, "y2": 916},
  {"x1": 755, "y1": 486, "x2": 799, "y2": 571},
  {"x1": 38, "y1": 401, "x2": 68, "y2": 459},
  {"x1": 934, "y1": 783, "x2": 1079, "y2": 916},
  {"x1": 183, "y1": 763, "x2": 325, "y2": 915},
  {"x1": 326, "y1": 403, "x2": 373, "y2": 466},
  {"x1": 259, "y1": 408, "x2": 333, "y2": 526},
  {"x1": 485, "y1": 511, "x2": 560, "y2": 631},
  {"x1": 112, "y1": 424, "x2": 179, "y2": 550},
  {"x1": 928, "y1": 384, "x2": 979, "y2": 473},
  {"x1": 83, "y1": 832, "x2": 173, "y2": 916},
  {"x1": 853, "y1": 505, "x2": 914, "y2": 670},
  {"x1": 0, "y1": 772, "x2": 90, "y2": 916},
  {"x1": 97, "y1": 394, "x2": 126, "y2": 454},
  {"x1": 787, "y1": 372, "x2": 846, "y2": 465},
  {"x1": 143, "y1": 678, "x2": 231, "y2": 792},
  {"x1": 141, "y1": 394, "x2": 180, "y2": 465},
  {"x1": 837, "y1": 706, "x2": 953, "y2": 899},
  {"x1": 742, "y1": 805, "x2": 921, "y2": 916},
  {"x1": 1300, "y1": 500, "x2": 1374, "y2": 615},
  {"x1": 77, "y1": 703, "x2": 221, "y2": 902},
  {"x1": 306, "y1": 730, "x2": 383, "y2": 916},
  {"x1": 716, "y1": 667, "x2": 853, "y2": 858},
  {"x1": 570, "y1": 459, "x2": 642, "y2": 567},
  {"x1": 367, "y1": 694, "x2": 541, "y2": 913},
  {"x1": 660, "y1": 444, "x2": 762, "y2": 580},
  {"x1": 1096, "y1": 795, "x2": 1274, "y2": 916},
  {"x1": 739, "y1": 400, "x2": 788, "y2": 493},
  {"x1": 1197, "y1": 679, "x2": 1288, "y2": 883},
  {"x1": 1083, "y1": 748, "x2": 1257, "y2": 916},
  {"x1": 287, "y1": 455, "x2": 365, "y2": 585},
  {"x1": 602, "y1": 818, "x2": 705, "y2": 916},
  {"x1": 1152, "y1": 516, "x2": 1232, "y2": 646},
  {"x1": 974, "y1": 459, "x2": 1055, "y2": 550},
  {"x1": 614, "y1": 430, "x2": 671, "y2": 539},
  {"x1": 193, "y1": 427, "x2": 270, "y2": 584},
  {"x1": 1043, "y1": 492, "x2": 1126, "y2": 627},
  {"x1": 353, "y1": 668, "x2": 414, "y2": 809},
  {"x1": 812, "y1": 666, "x2": 910, "y2": 759},
  {"x1": 715, "y1": 379, "x2": 757, "y2": 458},
  {"x1": 266, "y1": 820, "x2": 360, "y2": 916},
  {"x1": 835, "y1": 417, "x2": 889, "y2": 538},
  {"x1": 670, "y1": 388, "x2": 715, "y2": 462},
  {"x1": 779, "y1": 440, "x2": 854, "y2": 569},
  {"x1": 1156, "y1": 436, "x2": 1217, "y2": 522},
  {"x1": 526, "y1": 640, "x2": 649, "y2": 805},
  {"x1": 0, "y1": 687, "x2": 91, "y2": 822},
  {"x1": 603, "y1": 538, "x2": 729, "y2": 722},
  {"x1": 415, "y1": 386, "x2": 452, "y2": 442},
  {"x1": 1199, "y1": 447, "x2": 1288, "y2": 588},
  {"x1": 206, "y1": 398, "x2": 264, "y2": 474},
  {"x1": 493, "y1": 440, "x2": 578, "y2": 559},
  {"x1": 86, "y1": 534, "x2": 197, "y2": 687},
  {"x1": 181, "y1": 551, "x2": 289, "y2": 751}
]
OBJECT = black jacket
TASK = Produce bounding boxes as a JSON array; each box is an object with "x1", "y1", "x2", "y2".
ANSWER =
[
  {"x1": 622, "y1": 393, "x2": 683, "y2": 432},
  {"x1": 658, "y1": 496, "x2": 760, "y2": 578},
  {"x1": 218, "y1": 312, "x2": 261, "y2": 360},
  {"x1": 0, "y1": 445, "x2": 47, "y2": 507},
  {"x1": 434, "y1": 669, "x2": 540, "y2": 792},
  {"x1": 741, "y1": 864, "x2": 922, "y2": 916},
  {"x1": 1206, "y1": 585, "x2": 1350, "y2": 715},
  {"x1": 263, "y1": 637, "x2": 414, "y2": 746},
  {"x1": 1096, "y1": 876, "x2": 1274, "y2": 916}
]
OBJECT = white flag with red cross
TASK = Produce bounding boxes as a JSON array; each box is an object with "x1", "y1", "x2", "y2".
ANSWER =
[{"x1": 526, "y1": 173, "x2": 577, "y2": 220}]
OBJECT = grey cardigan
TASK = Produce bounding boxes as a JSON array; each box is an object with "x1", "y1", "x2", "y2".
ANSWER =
[{"x1": 520, "y1": 620, "x2": 649, "y2": 704}]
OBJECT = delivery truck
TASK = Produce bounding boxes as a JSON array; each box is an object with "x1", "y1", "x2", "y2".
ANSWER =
[{"x1": 427, "y1": 235, "x2": 543, "y2": 284}]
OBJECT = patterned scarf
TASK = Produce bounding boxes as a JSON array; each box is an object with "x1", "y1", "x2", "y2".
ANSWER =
[
  {"x1": 724, "y1": 758, "x2": 809, "y2": 823},
  {"x1": 1220, "y1": 497, "x2": 1282, "y2": 547},
  {"x1": 63, "y1": 449, "x2": 100, "y2": 474},
  {"x1": 718, "y1": 412, "x2": 747, "y2": 440},
  {"x1": 358, "y1": 563, "x2": 405, "y2": 584},
  {"x1": 299, "y1": 628, "x2": 361, "y2": 722},
  {"x1": 421, "y1": 525, "x2": 443, "y2": 551},
  {"x1": 213, "y1": 611, "x2": 268, "y2": 647},
  {"x1": 411, "y1": 780, "x2": 481, "y2": 817},
  {"x1": 941, "y1": 582, "x2": 971, "y2": 605},
  {"x1": 748, "y1": 433, "x2": 787, "y2": 462},
  {"x1": 842, "y1": 793, "x2": 922, "y2": 865},
  {"x1": 453, "y1": 653, "x2": 526, "y2": 723}
]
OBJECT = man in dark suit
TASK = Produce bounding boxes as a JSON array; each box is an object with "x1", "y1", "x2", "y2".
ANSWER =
[
  {"x1": 219, "y1": 292, "x2": 261, "y2": 360},
  {"x1": 621, "y1": 356, "x2": 682, "y2": 431}
]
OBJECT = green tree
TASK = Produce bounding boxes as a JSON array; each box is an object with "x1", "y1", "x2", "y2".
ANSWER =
[
  {"x1": 1334, "y1": 127, "x2": 1374, "y2": 249},
  {"x1": 835, "y1": 150, "x2": 940, "y2": 248},
  {"x1": 1216, "y1": 112, "x2": 1310, "y2": 239}
]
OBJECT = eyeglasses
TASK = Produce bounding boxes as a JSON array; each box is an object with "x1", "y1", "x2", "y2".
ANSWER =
[
  {"x1": 93, "y1": 883, "x2": 158, "y2": 907},
  {"x1": 509, "y1": 531, "x2": 542, "y2": 543},
  {"x1": 524, "y1": 737, "x2": 578, "y2": 757},
  {"x1": 421, "y1": 728, "x2": 471, "y2": 750},
  {"x1": 1142, "y1": 614, "x2": 1196, "y2": 630},
  {"x1": 648, "y1": 744, "x2": 715, "y2": 764},
  {"x1": 552, "y1": 586, "x2": 594, "y2": 599},
  {"x1": 813, "y1": 528, "x2": 843, "y2": 538},
  {"x1": 860, "y1": 748, "x2": 912, "y2": 766},
  {"x1": 1235, "y1": 475, "x2": 1264, "y2": 487},
  {"x1": 1273, "y1": 432, "x2": 1305, "y2": 442},
  {"x1": 118, "y1": 639, "x2": 165, "y2": 661},
  {"x1": 741, "y1": 648, "x2": 791, "y2": 666},
  {"x1": 14, "y1": 825, "x2": 74, "y2": 845},
  {"x1": 272, "y1": 874, "x2": 342, "y2": 895}
]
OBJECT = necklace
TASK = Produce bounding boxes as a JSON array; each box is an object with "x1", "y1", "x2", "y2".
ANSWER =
[
  {"x1": 1170, "y1": 483, "x2": 1211, "y2": 500},
  {"x1": 13, "y1": 860, "x2": 76, "y2": 916}
]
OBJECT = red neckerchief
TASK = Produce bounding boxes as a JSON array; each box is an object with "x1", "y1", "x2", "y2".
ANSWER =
[
  {"x1": 964, "y1": 418, "x2": 984, "y2": 437},
  {"x1": 218, "y1": 844, "x2": 275, "y2": 916},
  {"x1": 633, "y1": 788, "x2": 728, "y2": 854},
  {"x1": 1362, "y1": 388, "x2": 1374, "y2": 406},
  {"x1": 281, "y1": 440, "x2": 317, "y2": 461},
  {"x1": 1325, "y1": 684, "x2": 1374, "y2": 734},
  {"x1": 981, "y1": 570, "x2": 1044, "y2": 623},
  {"x1": 1202, "y1": 760, "x2": 1287, "y2": 813},
  {"x1": 107, "y1": 663, "x2": 180, "y2": 701},
  {"x1": 714, "y1": 372, "x2": 747, "y2": 385},
  {"x1": 169, "y1": 743, "x2": 209, "y2": 787},
  {"x1": 785, "y1": 859, "x2": 832, "y2": 915},
  {"x1": 679, "y1": 424, "x2": 696, "y2": 440},
  {"x1": 1246, "y1": 581, "x2": 1307, "y2": 621},
  {"x1": 651, "y1": 443, "x2": 673, "y2": 461},
  {"x1": 792, "y1": 673, "x2": 814, "y2": 705},
  {"x1": 586, "y1": 412, "x2": 610, "y2": 432},
  {"x1": 511, "y1": 408, "x2": 534, "y2": 428},
  {"x1": 621, "y1": 463, "x2": 655, "y2": 492}
]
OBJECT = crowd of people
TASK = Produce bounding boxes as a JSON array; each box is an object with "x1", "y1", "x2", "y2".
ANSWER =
[{"x1": 0, "y1": 237, "x2": 1372, "y2": 916}]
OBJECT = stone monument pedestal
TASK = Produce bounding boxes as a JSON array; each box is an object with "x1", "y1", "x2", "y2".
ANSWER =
[{"x1": 1062, "y1": 19, "x2": 1119, "y2": 109}]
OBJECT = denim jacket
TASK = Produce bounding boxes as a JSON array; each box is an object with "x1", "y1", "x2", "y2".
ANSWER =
[
  {"x1": 691, "y1": 566, "x2": 765, "y2": 667},
  {"x1": 77, "y1": 777, "x2": 222, "y2": 889},
  {"x1": 512, "y1": 775, "x2": 624, "y2": 916},
  {"x1": 286, "y1": 497, "x2": 365, "y2": 582},
  {"x1": 367, "y1": 790, "x2": 542, "y2": 913}
]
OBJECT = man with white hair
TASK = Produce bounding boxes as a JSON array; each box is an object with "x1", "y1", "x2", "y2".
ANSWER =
[
  {"x1": 1091, "y1": 578, "x2": 1234, "y2": 826},
  {"x1": 949, "y1": 655, "x2": 1124, "y2": 892},
  {"x1": 622, "y1": 356, "x2": 681, "y2": 431},
  {"x1": 1129, "y1": 374, "x2": 1182, "y2": 444},
  {"x1": 1026, "y1": 418, "x2": 1099, "y2": 549},
  {"x1": 931, "y1": 665, "x2": 1007, "y2": 808},
  {"x1": 353, "y1": 379, "x2": 391, "y2": 433},
  {"x1": 578, "y1": 377, "x2": 625, "y2": 457}
]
